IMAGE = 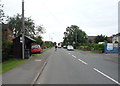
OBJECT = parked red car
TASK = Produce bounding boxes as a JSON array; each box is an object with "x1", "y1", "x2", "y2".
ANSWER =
[{"x1": 31, "y1": 45, "x2": 42, "y2": 54}]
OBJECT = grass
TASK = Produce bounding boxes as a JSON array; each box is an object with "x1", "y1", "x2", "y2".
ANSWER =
[
  {"x1": 1, "y1": 59, "x2": 28, "y2": 74},
  {"x1": 78, "y1": 48, "x2": 101, "y2": 54},
  {"x1": 1, "y1": 48, "x2": 50, "y2": 74},
  {"x1": 78, "y1": 49, "x2": 86, "y2": 51},
  {"x1": 0, "y1": 63, "x2": 2, "y2": 74},
  {"x1": 90, "y1": 51, "x2": 99, "y2": 54}
]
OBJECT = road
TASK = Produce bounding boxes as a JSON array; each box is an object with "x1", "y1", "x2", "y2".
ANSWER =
[{"x1": 36, "y1": 48, "x2": 119, "y2": 84}]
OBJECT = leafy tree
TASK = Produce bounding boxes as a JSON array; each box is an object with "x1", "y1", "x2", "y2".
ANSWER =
[
  {"x1": 0, "y1": 4, "x2": 9, "y2": 24},
  {"x1": 95, "y1": 34, "x2": 107, "y2": 43},
  {"x1": 35, "y1": 25, "x2": 45, "y2": 36},
  {"x1": 32, "y1": 36, "x2": 43, "y2": 46},
  {"x1": 0, "y1": 4, "x2": 5, "y2": 23},
  {"x1": 7, "y1": 14, "x2": 45, "y2": 37},
  {"x1": 63, "y1": 25, "x2": 88, "y2": 46},
  {"x1": 54, "y1": 42, "x2": 57, "y2": 45}
]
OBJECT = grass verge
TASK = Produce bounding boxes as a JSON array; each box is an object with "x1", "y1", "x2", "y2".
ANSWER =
[
  {"x1": 78, "y1": 49, "x2": 101, "y2": 54},
  {"x1": 90, "y1": 51, "x2": 99, "y2": 54},
  {"x1": 1, "y1": 48, "x2": 50, "y2": 74},
  {"x1": 1, "y1": 59, "x2": 28, "y2": 74}
]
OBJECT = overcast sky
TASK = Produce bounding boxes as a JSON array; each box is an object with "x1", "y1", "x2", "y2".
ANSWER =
[{"x1": 1, "y1": 0, "x2": 119, "y2": 43}]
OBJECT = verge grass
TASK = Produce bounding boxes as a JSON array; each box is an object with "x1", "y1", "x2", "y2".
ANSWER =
[
  {"x1": 1, "y1": 59, "x2": 28, "y2": 74},
  {"x1": 1, "y1": 48, "x2": 50, "y2": 74}
]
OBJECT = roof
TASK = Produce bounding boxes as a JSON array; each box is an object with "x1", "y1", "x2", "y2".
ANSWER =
[
  {"x1": 112, "y1": 33, "x2": 120, "y2": 37},
  {"x1": 88, "y1": 36, "x2": 96, "y2": 40},
  {"x1": 14, "y1": 34, "x2": 36, "y2": 42},
  {"x1": 25, "y1": 35, "x2": 36, "y2": 42}
]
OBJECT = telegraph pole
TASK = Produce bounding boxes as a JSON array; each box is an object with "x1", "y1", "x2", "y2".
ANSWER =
[
  {"x1": 22, "y1": 0, "x2": 25, "y2": 59},
  {"x1": 76, "y1": 31, "x2": 77, "y2": 43}
]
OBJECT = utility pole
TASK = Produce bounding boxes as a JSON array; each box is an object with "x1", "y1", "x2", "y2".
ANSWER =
[
  {"x1": 22, "y1": 0, "x2": 25, "y2": 59},
  {"x1": 76, "y1": 31, "x2": 77, "y2": 43}
]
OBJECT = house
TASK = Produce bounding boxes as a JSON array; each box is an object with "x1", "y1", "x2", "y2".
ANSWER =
[
  {"x1": 2, "y1": 24, "x2": 13, "y2": 42},
  {"x1": 88, "y1": 36, "x2": 97, "y2": 43},
  {"x1": 106, "y1": 36, "x2": 112, "y2": 43},
  {"x1": 112, "y1": 33, "x2": 120, "y2": 43}
]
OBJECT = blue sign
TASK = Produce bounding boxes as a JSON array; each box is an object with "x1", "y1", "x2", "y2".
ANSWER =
[{"x1": 104, "y1": 43, "x2": 119, "y2": 53}]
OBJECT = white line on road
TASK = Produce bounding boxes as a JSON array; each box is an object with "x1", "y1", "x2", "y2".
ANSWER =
[
  {"x1": 72, "y1": 55, "x2": 76, "y2": 58},
  {"x1": 68, "y1": 53, "x2": 71, "y2": 55},
  {"x1": 78, "y1": 59, "x2": 88, "y2": 65},
  {"x1": 35, "y1": 59, "x2": 41, "y2": 62},
  {"x1": 93, "y1": 68, "x2": 120, "y2": 85}
]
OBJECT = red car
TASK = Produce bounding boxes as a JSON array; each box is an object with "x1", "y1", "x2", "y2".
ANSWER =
[{"x1": 31, "y1": 45, "x2": 42, "y2": 53}]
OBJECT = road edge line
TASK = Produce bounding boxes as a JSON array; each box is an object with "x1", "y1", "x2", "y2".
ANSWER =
[
  {"x1": 31, "y1": 61, "x2": 48, "y2": 85},
  {"x1": 93, "y1": 68, "x2": 120, "y2": 85}
]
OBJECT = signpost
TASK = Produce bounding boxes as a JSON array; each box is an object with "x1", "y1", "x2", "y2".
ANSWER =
[{"x1": 107, "y1": 43, "x2": 113, "y2": 50}]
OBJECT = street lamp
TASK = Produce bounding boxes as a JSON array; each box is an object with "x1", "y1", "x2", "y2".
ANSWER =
[{"x1": 49, "y1": 33, "x2": 54, "y2": 42}]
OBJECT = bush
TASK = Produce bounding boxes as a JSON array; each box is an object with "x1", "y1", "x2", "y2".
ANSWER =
[
  {"x1": 77, "y1": 43, "x2": 104, "y2": 52},
  {"x1": 93, "y1": 44, "x2": 99, "y2": 50},
  {"x1": 2, "y1": 40, "x2": 13, "y2": 61},
  {"x1": 98, "y1": 44, "x2": 104, "y2": 51}
]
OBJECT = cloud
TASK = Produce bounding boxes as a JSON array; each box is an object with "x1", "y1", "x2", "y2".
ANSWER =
[{"x1": 2, "y1": 0, "x2": 119, "y2": 43}]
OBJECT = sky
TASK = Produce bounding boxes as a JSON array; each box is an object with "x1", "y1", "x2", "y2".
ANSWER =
[{"x1": 1, "y1": 0, "x2": 119, "y2": 43}]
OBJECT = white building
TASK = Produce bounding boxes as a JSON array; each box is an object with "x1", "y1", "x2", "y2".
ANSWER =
[{"x1": 112, "y1": 33, "x2": 120, "y2": 43}]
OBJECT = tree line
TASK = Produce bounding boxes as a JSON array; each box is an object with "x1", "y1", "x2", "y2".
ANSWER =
[{"x1": 62, "y1": 25, "x2": 112, "y2": 48}]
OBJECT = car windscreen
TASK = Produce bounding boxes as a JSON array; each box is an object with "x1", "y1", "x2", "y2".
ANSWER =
[
  {"x1": 67, "y1": 46, "x2": 73, "y2": 49},
  {"x1": 32, "y1": 45, "x2": 40, "y2": 49}
]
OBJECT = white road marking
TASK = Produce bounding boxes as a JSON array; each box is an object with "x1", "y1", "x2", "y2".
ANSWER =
[
  {"x1": 72, "y1": 55, "x2": 76, "y2": 58},
  {"x1": 93, "y1": 68, "x2": 120, "y2": 85},
  {"x1": 33, "y1": 72, "x2": 40, "y2": 82},
  {"x1": 68, "y1": 53, "x2": 71, "y2": 55},
  {"x1": 38, "y1": 82, "x2": 41, "y2": 84},
  {"x1": 35, "y1": 59, "x2": 41, "y2": 61},
  {"x1": 78, "y1": 59, "x2": 88, "y2": 65}
]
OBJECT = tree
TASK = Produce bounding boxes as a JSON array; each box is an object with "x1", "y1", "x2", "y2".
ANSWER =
[
  {"x1": 32, "y1": 36, "x2": 43, "y2": 46},
  {"x1": 95, "y1": 34, "x2": 107, "y2": 43},
  {"x1": 63, "y1": 25, "x2": 88, "y2": 45},
  {"x1": 0, "y1": 4, "x2": 9, "y2": 24},
  {"x1": 7, "y1": 14, "x2": 45, "y2": 37},
  {"x1": 53, "y1": 42, "x2": 57, "y2": 46},
  {"x1": 35, "y1": 25, "x2": 46, "y2": 36}
]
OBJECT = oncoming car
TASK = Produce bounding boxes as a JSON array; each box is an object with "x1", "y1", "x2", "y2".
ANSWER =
[
  {"x1": 67, "y1": 45, "x2": 74, "y2": 51},
  {"x1": 31, "y1": 45, "x2": 42, "y2": 54}
]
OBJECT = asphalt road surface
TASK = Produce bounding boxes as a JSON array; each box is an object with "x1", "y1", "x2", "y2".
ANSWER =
[{"x1": 36, "y1": 48, "x2": 119, "y2": 84}]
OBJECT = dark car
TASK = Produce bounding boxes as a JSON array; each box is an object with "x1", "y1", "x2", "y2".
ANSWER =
[{"x1": 63, "y1": 46, "x2": 67, "y2": 49}]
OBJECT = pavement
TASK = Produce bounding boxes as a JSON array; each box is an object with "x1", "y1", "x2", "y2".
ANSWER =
[{"x1": 2, "y1": 48, "x2": 53, "y2": 84}]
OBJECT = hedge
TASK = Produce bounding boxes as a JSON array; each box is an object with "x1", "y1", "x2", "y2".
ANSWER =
[
  {"x1": 77, "y1": 43, "x2": 104, "y2": 52},
  {"x1": 2, "y1": 40, "x2": 13, "y2": 61}
]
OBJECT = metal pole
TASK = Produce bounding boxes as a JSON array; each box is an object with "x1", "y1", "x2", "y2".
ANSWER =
[
  {"x1": 76, "y1": 31, "x2": 77, "y2": 43},
  {"x1": 22, "y1": 0, "x2": 25, "y2": 59}
]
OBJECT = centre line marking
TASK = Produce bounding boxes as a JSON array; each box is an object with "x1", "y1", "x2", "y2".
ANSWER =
[
  {"x1": 93, "y1": 68, "x2": 120, "y2": 85},
  {"x1": 72, "y1": 55, "x2": 76, "y2": 58},
  {"x1": 68, "y1": 53, "x2": 71, "y2": 55},
  {"x1": 35, "y1": 59, "x2": 41, "y2": 62},
  {"x1": 78, "y1": 59, "x2": 88, "y2": 65}
]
